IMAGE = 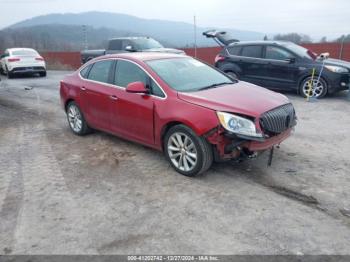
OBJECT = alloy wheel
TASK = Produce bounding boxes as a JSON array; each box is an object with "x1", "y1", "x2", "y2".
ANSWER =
[
  {"x1": 302, "y1": 79, "x2": 325, "y2": 98},
  {"x1": 68, "y1": 104, "x2": 83, "y2": 133},
  {"x1": 167, "y1": 132, "x2": 198, "y2": 172}
]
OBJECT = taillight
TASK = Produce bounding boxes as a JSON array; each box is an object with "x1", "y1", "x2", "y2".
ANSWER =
[
  {"x1": 215, "y1": 54, "x2": 225, "y2": 63},
  {"x1": 35, "y1": 57, "x2": 44, "y2": 61},
  {"x1": 8, "y1": 58, "x2": 20, "y2": 62}
]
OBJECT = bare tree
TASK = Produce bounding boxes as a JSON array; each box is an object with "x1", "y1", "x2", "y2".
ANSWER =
[{"x1": 273, "y1": 33, "x2": 312, "y2": 44}]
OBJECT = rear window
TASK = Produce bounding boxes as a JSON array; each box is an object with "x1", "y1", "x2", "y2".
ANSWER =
[
  {"x1": 87, "y1": 60, "x2": 113, "y2": 83},
  {"x1": 227, "y1": 46, "x2": 242, "y2": 56},
  {"x1": 241, "y1": 46, "x2": 262, "y2": 58},
  {"x1": 11, "y1": 50, "x2": 38, "y2": 56}
]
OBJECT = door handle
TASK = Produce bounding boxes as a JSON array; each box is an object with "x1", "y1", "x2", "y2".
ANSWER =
[
  {"x1": 81, "y1": 86, "x2": 86, "y2": 91},
  {"x1": 110, "y1": 95, "x2": 118, "y2": 100}
]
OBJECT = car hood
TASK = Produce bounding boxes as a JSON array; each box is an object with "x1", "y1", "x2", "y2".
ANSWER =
[
  {"x1": 177, "y1": 81, "x2": 290, "y2": 118},
  {"x1": 324, "y1": 58, "x2": 350, "y2": 69},
  {"x1": 144, "y1": 48, "x2": 185, "y2": 54}
]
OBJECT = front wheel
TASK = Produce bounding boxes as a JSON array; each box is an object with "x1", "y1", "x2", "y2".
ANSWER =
[
  {"x1": 164, "y1": 125, "x2": 213, "y2": 177},
  {"x1": 299, "y1": 76, "x2": 328, "y2": 98},
  {"x1": 66, "y1": 101, "x2": 91, "y2": 135}
]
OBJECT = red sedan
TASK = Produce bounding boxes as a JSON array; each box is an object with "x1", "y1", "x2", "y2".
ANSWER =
[{"x1": 60, "y1": 53, "x2": 296, "y2": 176}]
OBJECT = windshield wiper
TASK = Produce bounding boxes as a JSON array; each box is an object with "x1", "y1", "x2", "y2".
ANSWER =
[{"x1": 198, "y1": 82, "x2": 233, "y2": 91}]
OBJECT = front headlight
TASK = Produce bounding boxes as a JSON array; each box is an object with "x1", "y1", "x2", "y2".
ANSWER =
[
  {"x1": 325, "y1": 65, "x2": 349, "y2": 73},
  {"x1": 217, "y1": 112, "x2": 263, "y2": 138}
]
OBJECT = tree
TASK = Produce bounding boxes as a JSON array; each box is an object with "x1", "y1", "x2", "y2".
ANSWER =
[
  {"x1": 263, "y1": 35, "x2": 268, "y2": 41},
  {"x1": 320, "y1": 36, "x2": 327, "y2": 43},
  {"x1": 335, "y1": 34, "x2": 350, "y2": 43},
  {"x1": 273, "y1": 33, "x2": 312, "y2": 44}
]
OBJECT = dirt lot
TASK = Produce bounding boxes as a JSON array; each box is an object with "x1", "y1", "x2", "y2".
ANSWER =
[{"x1": 0, "y1": 71, "x2": 350, "y2": 255}]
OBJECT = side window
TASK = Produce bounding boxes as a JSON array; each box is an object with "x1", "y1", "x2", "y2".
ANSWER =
[
  {"x1": 241, "y1": 45, "x2": 262, "y2": 58},
  {"x1": 87, "y1": 60, "x2": 113, "y2": 83},
  {"x1": 150, "y1": 80, "x2": 165, "y2": 98},
  {"x1": 108, "y1": 40, "x2": 122, "y2": 50},
  {"x1": 121, "y1": 40, "x2": 132, "y2": 50},
  {"x1": 115, "y1": 60, "x2": 165, "y2": 97},
  {"x1": 227, "y1": 46, "x2": 241, "y2": 56},
  {"x1": 114, "y1": 60, "x2": 148, "y2": 87},
  {"x1": 265, "y1": 46, "x2": 293, "y2": 60},
  {"x1": 80, "y1": 64, "x2": 92, "y2": 79}
]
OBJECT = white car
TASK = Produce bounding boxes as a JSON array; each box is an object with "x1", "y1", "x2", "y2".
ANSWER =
[{"x1": 0, "y1": 48, "x2": 46, "y2": 78}]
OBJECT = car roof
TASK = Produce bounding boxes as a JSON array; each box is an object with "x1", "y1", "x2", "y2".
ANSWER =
[
  {"x1": 227, "y1": 40, "x2": 293, "y2": 47},
  {"x1": 109, "y1": 37, "x2": 153, "y2": 41},
  {"x1": 96, "y1": 52, "x2": 188, "y2": 62},
  {"x1": 7, "y1": 48, "x2": 37, "y2": 51}
]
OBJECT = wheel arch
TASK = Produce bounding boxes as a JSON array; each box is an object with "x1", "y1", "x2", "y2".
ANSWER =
[
  {"x1": 159, "y1": 120, "x2": 209, "y2": 151},
  {"x1": 297, "y1": 74, "x2": 329, "y2": 95},
  {"x1": 218, "y1": 62, "x2": 241, "y2": 76}
]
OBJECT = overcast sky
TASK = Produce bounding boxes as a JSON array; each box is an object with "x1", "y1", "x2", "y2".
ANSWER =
[{"x1": 0, "y1": 0, "x2": 349, "y2": 40}]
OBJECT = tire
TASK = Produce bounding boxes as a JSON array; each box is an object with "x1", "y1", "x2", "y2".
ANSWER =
[
  {"x1": 299, "y1": 76, "x2": 328, "y2": 98},
  {"x1": 66, "y1": 101, "x2": 91, "y2": 136},
  {"x1": 7, "y1": 71, "x2": 13, "y2": 79},
  {"x1": 39, "y1": 71, "x2": 47, "y2": 77},
  {"x1": 164, "y1": 124, "x2": 213, "y2": 177},
  {"x1": 5, "y1": 66, "x2": 14, "y2": 79},
  {"x1": 226, "y1": 71, "x2": 239, "y2": 80}
]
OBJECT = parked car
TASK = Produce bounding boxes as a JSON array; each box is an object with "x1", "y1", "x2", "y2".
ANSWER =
[
  {"x1": 204, "y1": 30, "x2": 350, "y2": 98},
  {"x1": 60, "y1": 53, "x2": 297, "y2": 176},
  {"x1": 0, "y1": 48, "x2": 46, "y2": 78},
  {"x1": 81, "y1": 37, "x2": 185, "y2": 64}
]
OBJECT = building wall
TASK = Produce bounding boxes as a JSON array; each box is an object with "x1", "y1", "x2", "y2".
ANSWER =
[{"x1": 33, "y1": 43, "x2": 350, "y2": 70}]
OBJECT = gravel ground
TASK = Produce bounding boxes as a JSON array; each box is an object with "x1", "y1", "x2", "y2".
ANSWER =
[{"x1": 0, "y1": 71, "x2": 350, "y2": 255}]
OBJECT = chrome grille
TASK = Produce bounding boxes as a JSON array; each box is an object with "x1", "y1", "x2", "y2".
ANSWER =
[{"x1": 260, "y1": 103, "x2": 296, "y2": 135}]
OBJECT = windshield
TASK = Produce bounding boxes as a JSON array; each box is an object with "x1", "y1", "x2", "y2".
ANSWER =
[
  {"x1": 281, "y1": 42, "x2": 317, "y2": 60},
  {"x1": 146, "y1": 57, "x2": 234, "y2": 92},
  {"x1": 134, "y1": 38, "x2": 163, "y2": 50},
  {"x1": 11, "y1": 50, "x2": 38, "y2": 56}
]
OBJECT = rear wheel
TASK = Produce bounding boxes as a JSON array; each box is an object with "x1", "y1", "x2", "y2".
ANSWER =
[
  {"x1": 299, "y1": 76, "x2": 328, "y2": 98},
  {"x1": 164, "y1": 125, "x2": 213, "y2": 177},
  {"x1": 66, "y1": 101, "x2": 91, "y2": 135},
  {"x1": 39, "y1": 71, "x2": 47, "y2": 77},
  {"x1": 7, "y1": 71, "x2": 14, "y2": 79},
  {"x1": 6, "y1": 66, "x2": 14, "y2": 79}
]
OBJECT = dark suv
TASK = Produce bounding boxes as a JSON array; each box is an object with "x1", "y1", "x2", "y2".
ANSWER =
[{"x1": 205, "y1": 31, "x2": 350, "y2": 98}]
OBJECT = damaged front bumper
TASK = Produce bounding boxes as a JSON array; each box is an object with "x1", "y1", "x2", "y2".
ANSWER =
[{"x1": 205, "y1": 126, "x2": 293, "y2": 162}]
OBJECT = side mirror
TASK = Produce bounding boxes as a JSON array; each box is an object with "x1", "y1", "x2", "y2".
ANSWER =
[
  {"x1": 125, "y1": 45, "x2": 136, "y2": 52},
  {"x1": 126, "y1": 81, "x2": 148, "y2": 94},
  {"x1": 285, "y1": 57, "x2": 296, "y2": 63}
]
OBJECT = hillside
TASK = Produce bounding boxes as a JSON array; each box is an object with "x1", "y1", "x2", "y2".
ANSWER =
[{"x1": 5, "y1": 11, "x2": 265, "y2": 48}]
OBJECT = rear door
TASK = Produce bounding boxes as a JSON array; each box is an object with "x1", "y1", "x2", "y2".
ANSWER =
[
  {"x1": 238, "y1": 45, "x2": 266, "y2": 85},
  {"x1": 80, "y1": 59, "x2": 115, "y2": 131},
  {"x1": 262, "y1": 45, "x2": 299, "y2": 89}
]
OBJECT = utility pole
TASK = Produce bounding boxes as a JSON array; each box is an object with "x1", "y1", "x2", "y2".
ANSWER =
[
  {"x1": 194, "y1": 15, "x2": 197, "y2": 58},
  {"x1": 82, "y1": 25, "x2": 88, "y2": 50},
  {"x1": 339, "y1": 35, "x2": 345, "y2": 60}
]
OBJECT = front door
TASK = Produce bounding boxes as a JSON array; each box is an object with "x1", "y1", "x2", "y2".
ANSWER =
[
  {"x1": 262, "y1": 45, "x2": 299, "y2": 89},
  {"x1": 110, "y1": 59, "x2": 154, "y2": 145}
]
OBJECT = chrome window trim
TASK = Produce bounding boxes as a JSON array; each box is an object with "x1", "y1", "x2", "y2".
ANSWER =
[{"x1": 78, "y1": 57, "x2": 167, "y2": 100}]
